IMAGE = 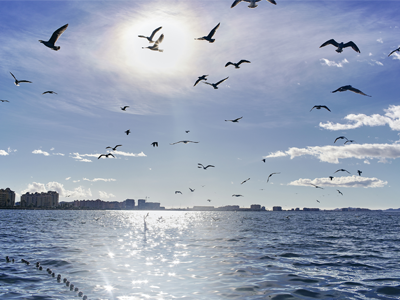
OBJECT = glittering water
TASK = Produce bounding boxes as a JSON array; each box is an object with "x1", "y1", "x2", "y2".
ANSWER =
[{"x1": 1, "y1": 210, "x2": 400, "y2": 299}]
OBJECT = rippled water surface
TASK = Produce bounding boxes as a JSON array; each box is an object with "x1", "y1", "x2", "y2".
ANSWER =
[{"x1": 1, "y1": 210, "x2": 400, "y2": 299}]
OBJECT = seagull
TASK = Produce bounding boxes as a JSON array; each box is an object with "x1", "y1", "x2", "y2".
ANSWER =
[
  {"x1": 10, "y1": 72, "x2": 32, "y2": 86},
  {"x1": 125, "y1": 129, "x2": 131, "y2": 135},
  {"x1": 267, "y1": 172, "x2": 280, "y2": 183},
  {"x1": 189, "y1": 188, "x2": 195, "y2": 192},
  {"x1": 175, "y1": 191, "x2": 182, "y2": 194},
  {"x1": 331, "y1": 85, "x2": 371, "y2": 97},
  {"x1": 203, "y1": 77, "x2": 229, "y2": 89},
  {"x1": 310, "y1": 105, "x2": 331, "y2": 112},
  {"x1": 121, "y1": 106, "x2": 129, "y2": 111},
  {"x1": 225, "y1": 60, "x2": 251, "y2": 68},
  {"x1": 170, "y1": 140, "x2": 199, "y2": 145},
  {"x1": 142, "y1": 34, "x2": 164, "y2": 52},
  {"x1": 106, "y1": 145, "x2": 122, "y2": 151},
  {"x1": 207, "y1": 199, "x2": 211, "y2": 202},
  {"x1": 98, "y1": 153, "x2": 115, "y2": 159},
  {"x1": 334, "y1": 169, "x2": 350, "y2": 174},
  {"x1": 262, "y1": 158, "x2": 266, "y2": 163},
  {"x1": 388, "y1": 47, "x2": 400, "y2": 57},
  {"x1": 344, "y1": 139, "x2": 356, "y2": 145},
  {"x1": 241, "y1": 178, "x2": 250, "y2": 184},
  {"x1": 42, "y1": 91, "x2": 57, "y2": 95},
  {"x1": 0, "y1": 100, "x2": 9, "y2": 102},
  {"x1": 319, "y1": 39, "x2": 360, "y2": 53},
  {"x1": 39, "y1": 24, "x2": 68, "y2": 51},
  {"x1": 337, "y1": 189, "x2": 343, "y2": 195},
  {"x1": 334, "y1": 136, "x2": 348, "y2": 143},
  {"x1": 198, "y1": 163, "x2": 215, "y2": 169},
  {"x1": 231, "y1": 0, "x2": 277, "y2": 8},
  {"x1": 185, "y1": 130, "x2": 190, "y2": 133},
  {"x1": 310, "y1": 183, "x2": 323, "y2": 189},
  {"x1": 138, "y1": 26, "x2": 162, "y2": 43},
  {"x1": 194, "y1": 75, "x2": 208, "y2": 87},
  {"x1": 151, "y1": 142, "x2": 158, "y2": 147},
  {"x1": 232, "y1": 194, "x2": 243, "y2": 197},
  {"x1": 329, "y1": 176, "x2": 334, "y2": 181},
  {"x1": 357, "y1": 170, "x2": 362, "y2": 176},
  {"x1": 316, "y1": 200, "x2": 320, "y2": 203},
  {"x1": 225, "y1": 117, "x2": 243, "y2": 122},
  {"x1": 195, "y1": 23, "x2": 220, "y2": 43}
]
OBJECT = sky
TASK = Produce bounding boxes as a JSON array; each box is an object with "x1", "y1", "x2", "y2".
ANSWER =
[{"x1": 1, "y1": 0, "x2": 400, "y2": 210}]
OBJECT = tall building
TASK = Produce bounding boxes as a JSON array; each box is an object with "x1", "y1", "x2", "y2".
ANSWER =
[
  {"x1": 273, "y1": 206, "x2": 282, "y2": 211},
  {"x1": 0, "y1": 188, "x2": 16, "y2": 207},
  {"x1": 21, "y1": 191, "x2": 59, "y2": 208}
]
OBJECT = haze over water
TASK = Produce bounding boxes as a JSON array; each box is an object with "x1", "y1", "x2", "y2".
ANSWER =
[{"x1": 1, "y1": 210, "x2": 400, "y2": 299}]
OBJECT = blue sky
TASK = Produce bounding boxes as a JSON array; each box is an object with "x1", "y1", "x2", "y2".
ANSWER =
[{"x1": 1, "y1": 0, "x2": 400, "y2": 210}]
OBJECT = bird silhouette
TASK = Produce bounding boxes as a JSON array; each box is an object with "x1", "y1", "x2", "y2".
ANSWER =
[
  {"x1": 151, "y1": 142, "x2": 158, "y2": 147},
  {"x1": 232, "y1": 194, "x2": 243, "y2": 197},
  {"x1": 106, "y1": 145, "x2": 122, "y2": 151},
  {"x1": 42, "y1": 91, "x2": 57, "y2": 95},
  {"x1": 189, "y1": 188, "x2": 195, "y2": 192},
  {"x1": 357, "y1": 170, "x2": 362, "y2": 176},
  {"x1": 185, "y1": 130, "x2": 190, "y2": 133},
  {"x1": 310, "y1": 105, "x2": 331, "y2": 112},
  {"x1": 231, "y1": 0, "x2": 277, "y2": 8},
  {"x1": 337, "y1": 189, "x2": 343, "y2": 195},
  {"x1": 329, "y1": 176, "x2": 334, "y2": 181},
  {"x1": 241, "y1": 178, "x2": 250, "y2": 184},
  {"x1": 310, "y1": 183, "x2": 323, "y2": 189},
  {"x1": 170, "y1": 140, "x2": 199, "y2": 145},
  {"x1": 207, "y1": 199, "x2": 211, "y2": 202},
  {"x1": 194, "y1": 75, "x2": 208, "y2": 87},
  {"x1": 203, "y1": 77, "x2": 229, "y2": 89},
  {"x1": 10, "y1": 72, "x2": 31, "y2": 86},
  {"x1": 225, "y1": 117, "x2": 243, "y2": 122},
  {"x1": 344, "y1": 139, "x2": 356, "y2": 145},
  {"x1": 121, "y1": 106, "x2": 129, "y2": 111},
  {"x1": 320, "y1": 39, "x2": 360, "y2": 53},
  {"x1": 262, "y1": 158, "x2": 266, "y2": 163},
  {"x1": 225, "y1": 60, "x2": 251, "y2": 68},
  {"x1": 334, "y1": 169, "x2": 350, "y2": 174},
  {"x1": 138, "y1": 26, "x2": 162, "y2": 43},
  {"x1": 331, "y1": 85, "x2": 371, "y2": 97},
  {"x1": 198, "y1": 163, "x2": 215, "y2": 169},
  {"x1": 267, "y1": 172, "x2": 280, "y2": 182},
  {"x1": 125, "y1": 129, "x2": 131, "y2": 135},
  {"x1": 195, "y1": 23, "x2": 220, "y2": 43},
  {"x1": 175, "y1": 191, "x2": 182, "y2": 194},
  {"x1": 388, "y1": 47, "x2": 400, "y2": 57},
  {"x1": 39, "y1": 24, "x2": 68, "y2": 51},
  {"x1": 316, "y1": 200, "x2": 320, "y2": 203},
  {"x1": 142, "y1": 34, "x2": 164, "y2": 52},
  {"x1": 0, "y1": 100, "x2": 9, "y2": 102},
  {"x1": 98, "y1": 153, "x2": 115, "y2": 159},
  {"x1": 334, "y1": 136, "x2": 348, "y2": 143}
]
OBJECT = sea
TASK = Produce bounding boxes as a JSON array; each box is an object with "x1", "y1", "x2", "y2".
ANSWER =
[{"x1": 0, "y1": 210, "x2": 399, "y2": 300}]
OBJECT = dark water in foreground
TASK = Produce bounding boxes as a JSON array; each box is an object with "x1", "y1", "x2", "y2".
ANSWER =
[{"x1": 0, "y1": 210, "x2": 399, "y2": 300}]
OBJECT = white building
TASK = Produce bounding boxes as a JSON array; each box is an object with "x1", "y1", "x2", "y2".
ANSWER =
[{"x1": 21, "y1": 191, "x2": 59, "y2": 208}]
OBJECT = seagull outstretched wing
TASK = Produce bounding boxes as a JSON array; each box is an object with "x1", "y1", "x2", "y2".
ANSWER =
[{"x1": 343, "y1": 41, "x2": 360, "y2": 53}]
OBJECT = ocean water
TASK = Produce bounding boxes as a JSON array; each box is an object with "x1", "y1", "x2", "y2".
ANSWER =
[{"x1": 0, "y1": 210, "x2": 399, "y2": 300}]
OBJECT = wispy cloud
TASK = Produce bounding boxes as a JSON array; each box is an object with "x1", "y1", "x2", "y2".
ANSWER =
[
  {"x1": 288, "y1": 176, "x2": 387, "y2": 188},
  {"x1": 21, "y1": 181, "x2": 92, "y2": 198},
  {"x1": 32, "y1": 149, "x2": 50, "y2": 156},
  {"x1": 113, "y1": 150, "x2": 146, "y2": 157},
  {"x1": 70, "y1": 152, "x2": 98, "y2": 162},
  {"x1": 99, "y1": 191, "x2": 115, "y2": 199},
  {"x1": 65, "y1": 177, "x2": 71, "y2": 180},
  {"x1": 320, "y1": 105, "x2": 400, "y2": 131},
  {"x1": 52, "y1": 153, "x2": 65, "y2": 156},
  {"x1": 83, "y1": 178, "x2": 116, "y2": 182},
  {"x1": 0, "y1": 150, "x2": 9, "y2": 156},
  {"x1": 7, "y1": 147, "x2": 17, "y2": 153},
  {"x1": 320, "y1": 58, "x2": 349, "y2": 68},
  {"x1": 264, "y1": 143, "x2": 400, "y2": 164}
]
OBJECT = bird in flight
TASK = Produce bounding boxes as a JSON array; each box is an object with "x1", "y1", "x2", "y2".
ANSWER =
[
  {"x1": 320, "y1": 39, "x2": 360, "y2": 53},
  {"x1": 357, "y1": 170, "x2": 362, "y2": 176},
  {"x1": 98, "y1": 153, "x2": 115, "y2": 159},
  {"x1": 344, "y1": 139, "x2": 356, "y2": 145},
  {"x1": 329, "y1": 176, "x2": 334, "y2": 181},
  {"x1": 138, "y1": 26, "x2": 162, "y2": 43},
  {"x1": 310, "y1": 105, "x2": 331, "y2": 112},
  {"x1": 231, "y1": 0, "x2": 277, "y2": 8},
  {"x1": 334, "y1": 169, "x2": 350, "y2": 174},
  {"x1": 10, "y1": 72, "x2": 32, "y2": 86},
  {"x1": 175, "y1": 191, "x2": 182, "y2": 194},
  {"x1": 39, "y1": 24, "x2": 68, "y2": 51},
  {"x1": 121, "y1": 106, "x2": 129, "y2": 111},
  {"x1": 125, "y1": 129, "x2": 131, "y2": 135},
  {"x1": 267, "y1": 172, "x2": 280, "y2": 182},
  {"x1": 189, "y1": 188, "x2": 195, "y2": 192},
  {"x1": 225, "y1": 60, "x2": 251, "y2": 69},
  {"x1": 194, "y1": 75, "x2": 208, "y2": 87},
  {"x1": 170, "y1": 140, "x2": 199, "y2": 145},
  {"x1": 232, "y1": 194, "x2": 243, "y2": 197},
  {"x1": 142, "y1": 34, "x2": 164, "y2": 52},
  {"x1": 203, "y1": 77, "x2": 229, "y2": 89},
  {"x1": 241, "y1": 178, "x2": 250, "y2": 184},
  {"x1": 195, "y1": 23, "x2": 220, "y2": 43},
  {"x1": 310, "y1": 183, "x2": 323, "y2": 189},
  {"x1": 262, "y1": 158, "x2": 266, "y2": 163},
  {"x1": 106, "y1": 145, "x2": 122, "y2": 151},
  {"x1": 0, "y1": 100, "x2": 9, "y2": 102},
  {"x1": 198, "y1": 163, "x2": 215, "y2": 170},
  {"x1": 334, "y1": 136, "x2": 348, "y2": 143},
  {"x1": 388, "y1": 47, "x2": 400, "y2": 57},
  {"x1": 151, "y1": 142, "x2": 158, "y2": 147},
  {"x1": 331, "y1": 85, "x2": 371, "y2": 97},
  {"x1": 225, "y1": 117, "x2": 243, "y2": 123},
  {"x1": 316, "y1": 200, "x2": 320, "y2": 203},
  {"x1": 207, "y1": 199, "x2": 211, "y2": 202},
  {"x1": 42, "y1": 91, "x2": 57, "y2": 95},
  {"x1": 337, "y1": 189, "x2": 343, "y2": 195},
  {"x1": 185, "y1": 130, "x2": 190, "y2": 133}
]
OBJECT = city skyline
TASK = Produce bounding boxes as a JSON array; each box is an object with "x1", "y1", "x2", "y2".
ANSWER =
[{"x1": 1, "y1": 1, "x2": 400, "y2": 210}]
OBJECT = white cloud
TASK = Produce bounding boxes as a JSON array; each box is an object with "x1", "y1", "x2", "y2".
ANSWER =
[
  {"x1": 377, "y1": 38, "x2": 383, "y2": 43},
  {"x1": 73, "y1": 180, "x2": 81, "y2": 183},
  {"x1": 70, "y1": 152, "x2": 97, "y2": 162},
  {"x1": 32, "y1": 149, "x2": 50, "y2": 156},
  {"x1": 50, "y1": 147, "x2": 55, "y2": 151},
  {"x1": 65, "y1": 177, "x2": 71, "y2": 180},
  {"x1": 264, "y1": 143, "x2": 400, "y2": 164},
  {"x1": 320, "y1": 58, "x2": 349, "y2": 68},
  {"x1": 21, "y1": 181, "x2": 92, "y2": 198},
  {"x1": 7, "y1": 147, "x2": 17, "y2": 153},
  {"x1": 99, "y1": 191, "x2": 115, "y2": 199},
  {"x1": 320, "y1": 105, "x2": 400, "y2": 131},
  {"x1": 288, "y1": 176, "x2": 387, "y2": 188},
  {"x1": 83, "y1": 178, "x2": 116, "y2": 182},
  {"x1": 0, "y1": 150, "x2": 9, "y2": 156},
  {"x1": 113, "y1": 150, "x2": 147, "y2": 157},
  {"x1": 52, "y1": 153, "x2": 65, "y2": 156}
]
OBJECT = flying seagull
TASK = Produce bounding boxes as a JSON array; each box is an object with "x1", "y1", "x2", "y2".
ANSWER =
[
  {"x1": 39, "y1": 24, "x2": 68, "y2": 51},
  {"x1": 388, "y1": 47, "x2": 400, "y2": 57},
  {"x1": 185, "y1": 130, "x2": 190, "y2": 133},
  {"x1": 106, "y1": 145, "x2": 122, "y2": 151},
  {"x1": 125, "y1": 129, "x2": 131, "y2": 135},
  {"x1": 207, "y1": 199, "x2": 211, "y2": 202},
  {"x1": 189, "y1": 188, "x2": 195, "y2": 192},
  {"x1": 151, "y1": 142, "x2": 158, "y2": 147},
  {"x1": 10, "y1": 72, "x2": 32, "y2": 86},
  {"x1": 267, "y1": 172, "x2": 280, "y2": 183},
  {"x1": 310, "y1": 105, "x2": 331, "y2": 112},
  {"x1": 203, "y1": 77, "x2": 229, "y2": 89},
  {"x1": 225, "y1": 117, "x2": 243, "y2": 123},
  {"x1": 334, "y1": 169, "x2": 350, "y2": 174},
  {"x1": 334, "y1": 136, "x2": 348, "y2": 143},
  {"x1": 195, "y1": 23, "x2": 220, "y2": 43},
  {"x1": 98, "y1": 153, "x2": 115, "y2": 159},
  {"x1": 316, "y1": 200, "x2": 320, "y2": 203},
  {"x1": 331, "y1": 85, "x2": 371, "y2": 97},
  {"x1": 357, "y1": 170, "x2": 362, "y2": 176},
  {"x1": 175, "y1": 191, "x2": 182, "y2": 194},
  {"x1": 329, "y1": 176, "x2": 334, "y2": 181},
  {"x1": 262, "y1": 158, "x2": 266, "y2": 163},
  {"x1": 198, "y1": 163, "x2": 215, "y2": 170},
  {"x1": 0, "y1": 100, "x2": 9, "y2": 102},
  {"x1": 241, "y1": 178, "x2": 250, "y2": 184},
  {"x1": 344, "y1": 139, "x2": 356, "y2": 145},
  {"x1": 142, "y1": 34, "x2": 164, "y2": 52},
  {"x1": 42, "y1": 91, "x2": 57, "y2": 95},
  {"x1": 170, "y1": 140, "x2": 199, "y2": 145},
  {"x1": 194, "y1": 75, "x2": 208, "y2": 87},
  {"x1": 121, "y1": 106, "x2": 129, "y2": 111},
  {"x1": 310, "y1": 183, "x2": 323, "y2": 189},
  {"x1": 231, "y1": 0, "x2": 277, "y2": 8},
  {"x1": 232, "y1": 194, "x2": 243, "y2": 197},
  {"x1": 319, "y1": 39, "x2": 360, "y2": 53},
  {"x1": 337, "y1": 189, "x2": 343, "y2": 195},
  {"x1": 225, "y1": 60, "x2": 251, "y2": 69},
  {"x1": 138, "y1": 26, "x2": 162, "y2": 43}
]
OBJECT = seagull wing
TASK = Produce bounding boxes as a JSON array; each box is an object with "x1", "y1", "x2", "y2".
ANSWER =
[
  {"x1": 18, "y1": 80, "x2": 32, "y2": 83},
  {"x1": 388, "y1": 47, "x2": 400, "y2": 57},
  {"x1": 320, "y1": 39, "x2": 339, "y2": 48},
  {"x1": 149, "y1": 26, "x2": 162, "y2": 40},
  {"x1": 267, "y1": 0, "x2": 277, "y2": 4},
  {"x1": 98, "y1": 154, "x2": 106, "y2": 159},
  {"x1": 343, "y1": 41, "x2": 360, "y2": 53},
  {"x1": 348, "y1": 86, "x2": 371, "y2": 97},
  {"x1": 205, "y1": 165, "x2": 215, "y2": 169},
  {"x1": 238, "y1": 60, "x2": 251, "y2": 65},
  {"x1": 215, "y1": 76, "x2": 229, "y2": 86},
  {"x1": 310, "y1": 106, "x2": 317, "y2": 112},
  {"x1": 322, "y1": 105, "x2": 331, "y2": 112},
  {"x1": 194, "y1": 78, "x2": 202, "y2": 86},
  {"x1": 48, "y1": 24, "x2": 68, "y2": 45},
  {"x1": 231, "y1": 0, "x2": 242, "y2": 8},
  {"x1": 10, "y1": 72, "x2": 17, "y2": 81},
  {"x1": 109, "y1": 153, "x2": 115, "y2": 158},
  {"x1": 234, "y1": 117, "x2": 243, "y2": 122},
  {"x1": 203, "y1": 82, "x2": 213, "y2": 86},
  {"x1": 225, "y1": 62, "x2": 233, "y2": 67},
  {"x1": 154, "y1": 34, "x2": 164, "y2": 46},
  {"x1": 170, "y1": 141, "x2": 181, "y2": 145},
  {"x1": 106, "y1": 146, "x2": 112, "y2": 149},
  {"x1": 207, "y1": 23, "x2": 220, "y2": 39}
]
